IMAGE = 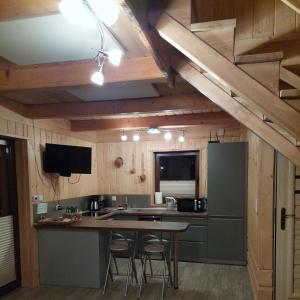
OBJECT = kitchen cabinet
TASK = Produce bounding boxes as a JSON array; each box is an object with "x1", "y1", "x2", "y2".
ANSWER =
[
  {"x1": 38, "y1": 229, "x2": 106, "y2": 288},
  {"x1": 162, "y1": 216, "x2": 208, "y2": 262},
  {"x1": 207, "y1": 142, "x2": 247, "y2": 265},
  {"x1": 207, "y1": 218, "x2": 245, "y2": 263}
]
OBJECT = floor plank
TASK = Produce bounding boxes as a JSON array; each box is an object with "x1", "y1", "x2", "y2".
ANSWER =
[{"x1": 2, "y1": 261, "x2": 253, "y2": 300}]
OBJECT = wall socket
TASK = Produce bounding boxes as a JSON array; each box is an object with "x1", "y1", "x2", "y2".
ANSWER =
[
  {"x1": 111, "y1": 196, "x2": 117, "y2": 201},
  {"x1": 32, "y1": 195, "x2": 44, "y2": 202}
]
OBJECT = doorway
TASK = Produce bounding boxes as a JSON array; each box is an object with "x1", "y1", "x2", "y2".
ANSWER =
[
  {"x1": 0, "y1": 138, "x2": 21, "y2": 296},
  {"x1": 275, "y1": 153, "x2": 300, "y2": 299}
]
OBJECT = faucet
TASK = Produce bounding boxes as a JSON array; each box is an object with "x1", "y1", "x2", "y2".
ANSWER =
[{"x1": 165, "y1": 197, "x2": 177, "y2": 209}]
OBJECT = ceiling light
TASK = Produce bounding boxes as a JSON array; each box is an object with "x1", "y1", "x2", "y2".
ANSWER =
[
  {"x1": 178, "y1": 133, "x2": 185, "y2": 143},
  {"x1": 88, "y1": 0, "x2": 120, "y2": 26},
  {"x1": 164, "y1": 132, "x2": 172, "y2": 141},
  {"x1": 147, "y1": 127, "x2": 161, "y2": 135},
  {"x1": 120, "y1": 130, "x2": 128, "y2": 142},
  {"x1": 133, "y1": 133, "x2": 140, "y2": 142},
  {"x1": 91, "y1": 70, "x2": 104, "y2": 85},
  {"x1": 59, "y1": 0, "x2": 96, "y2": 28},
  {"x1": 108, "y1": 49, "x2": 123, "y2": 66}
]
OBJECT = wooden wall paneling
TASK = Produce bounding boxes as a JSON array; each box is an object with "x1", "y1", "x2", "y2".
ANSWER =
[
  {"x1": 275, "y1": 0, "x2": 297, "y2": 37},
  {"x1": 96, "y1": 129, "x2": 243, "y2": 199},
  {"x1": 0, "y1": 103, "x2": 99, "y2": 287},
  {"x1": 253, "y1": 0, "x2": 275, "y2": 38},
  {"x1": 191, "y1": 0, "x2": 235, "y2": 24},
  {"x1": 235, "y1": 0, "x2": 254, "y2": 40},
  {"x1": 257, "y1": 140, "x2": 274, "y2": 270},
  {"x1": 246, "y1": 130, "x2": 274, "y2": 300}
]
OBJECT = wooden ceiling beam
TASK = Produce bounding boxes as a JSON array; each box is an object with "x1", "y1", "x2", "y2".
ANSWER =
[
  {"x1": 150, "y1": 12, "x2": 300, "y2": 139},
  {"x1": 0, "y1": 57, "x2": 165, "y2": 92},
  {"x1": 27, "y1": 93, "x2": 215, "y2": 119},
  {"x1": 0, "y1": 96, "x2": 28, "y2": 117},
  {"x1": 70, "y1": 111, "x2": 237, "y2": 131},
  {"x1": 281, "y1": 0, "x2": 300, "y2": 14},
  {"x1": 0, "y1": 0, "x2": 58, "y2": 21},
  {"x1": 172, "y1": 57, "x2": 300, "y2": 167}
]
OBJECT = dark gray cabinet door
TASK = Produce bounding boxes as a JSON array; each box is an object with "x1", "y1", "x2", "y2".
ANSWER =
[
  {"x1": 207, "y1": 218, "x2": 245, "y2": 263},
  {"x1": 178, "y1": 241, "x2": 207, "y2": 262},
  {"x1": 207, "y1": 142, "x2": 247, "y2": 217}
]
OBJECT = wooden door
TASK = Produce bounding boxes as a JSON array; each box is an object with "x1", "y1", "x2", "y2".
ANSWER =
[
  {"x1": 275, "y1": 153, "x2": 300, "y2": 299},
  {"x1": 0, "y1": 139, "x2": 20, "y2": 296}
]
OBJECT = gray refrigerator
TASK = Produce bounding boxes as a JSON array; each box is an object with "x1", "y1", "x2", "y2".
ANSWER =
[{"x1": 207, "y1": 142, "x2": 248, "y2": 265}]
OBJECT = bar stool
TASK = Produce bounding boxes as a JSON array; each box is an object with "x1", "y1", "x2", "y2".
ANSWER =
[
  {"x1": 103, "y1": 232, "x2": 138, "y2": 296},
  {"x1": 138, "y1": 234, "x2": 173, "y2": 300}
]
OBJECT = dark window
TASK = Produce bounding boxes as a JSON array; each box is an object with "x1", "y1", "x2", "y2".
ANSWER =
[{"x1": 155, "y1": 151, "x2": 199, "y2": 198}]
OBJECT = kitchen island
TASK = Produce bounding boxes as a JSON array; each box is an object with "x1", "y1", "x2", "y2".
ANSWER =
[{"x1": 36, "y1": 211, "x2": 195, "y2": 290}]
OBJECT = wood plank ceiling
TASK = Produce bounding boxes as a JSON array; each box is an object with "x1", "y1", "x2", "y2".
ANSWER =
[{"x1": 0, "y1": 0, "x2": 299, "y2": 165}]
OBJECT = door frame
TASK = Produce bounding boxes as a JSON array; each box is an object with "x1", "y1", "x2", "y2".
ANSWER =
[{"x1": 275, "y1": 152, "x2": 297, "y2": 300}]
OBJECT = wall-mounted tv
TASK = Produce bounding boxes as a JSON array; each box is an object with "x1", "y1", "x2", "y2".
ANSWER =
[{"x1": 43, "y1": 143, "x2": 92, "y2": 177}]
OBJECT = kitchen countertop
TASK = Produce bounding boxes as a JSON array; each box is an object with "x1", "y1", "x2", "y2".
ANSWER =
[
  {"x1": 35, "y1": 216, "x2": 190, "y2": 232},
  {"x1": 95, "y1": 208, "x2": 208, "y2": 220},
  {"x1": 35, "y1": 208, "x2": 207, "y2": 231}
]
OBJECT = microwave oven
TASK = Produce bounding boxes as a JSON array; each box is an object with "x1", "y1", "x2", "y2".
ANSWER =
[{"x1": 177, "y1": 198, "x2": 207, "y2": 212}]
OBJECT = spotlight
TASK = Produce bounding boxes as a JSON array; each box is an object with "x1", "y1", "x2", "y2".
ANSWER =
[
  {"x1": 108, "y1": 49, "x2": 123, "y2": 66},
  {"x1": 164, "y1": 132, "x2": 172, "y2": 141},
  {"x1": 132, "y1": 133, "x2": 140, "y2": 142},
  {"x1": 178, "y1": 134, "x2": 185, "y2": 143},
  {"x1": 90, "y1": 70, "x2": 104, "y2": 85},
  {"x1": 59, "y1": 0, "x2": 96, "y2": 28},
  {"x1": 120, "y1": 131, "x2": 128, "y2": 141}
]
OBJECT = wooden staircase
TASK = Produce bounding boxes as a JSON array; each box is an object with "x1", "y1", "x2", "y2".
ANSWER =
[{"x1": 126, "y1": 0, "x2": 300, "y2": 166}]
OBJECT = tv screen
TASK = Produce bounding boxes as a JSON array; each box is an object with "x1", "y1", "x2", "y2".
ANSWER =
[{"x1": 43, "y1": 143, "x2": 92, "y2": 177}]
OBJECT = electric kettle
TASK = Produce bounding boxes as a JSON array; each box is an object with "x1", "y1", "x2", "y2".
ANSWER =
[{"x1": 89, "y1": 197, "x2": 99, "y2": 211}]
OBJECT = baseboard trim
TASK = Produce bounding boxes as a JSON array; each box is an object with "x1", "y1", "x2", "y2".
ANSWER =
[{"x1": 248, "y1": 252, "x2": 273, "y2": 300}]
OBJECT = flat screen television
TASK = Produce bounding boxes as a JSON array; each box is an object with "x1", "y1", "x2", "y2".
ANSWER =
[{"x1": 43, "y1": 143, "x2": 92, "y2": 177}]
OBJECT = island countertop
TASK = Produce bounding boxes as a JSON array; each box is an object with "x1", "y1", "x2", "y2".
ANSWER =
[
  {"x1": 35, "y1": 212, "x2": 192, "y2": 290},
  {"x1": 35, "y1": 216, "x2": 190, "y2": 232}
]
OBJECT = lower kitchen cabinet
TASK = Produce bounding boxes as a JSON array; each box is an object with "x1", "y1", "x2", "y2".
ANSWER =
[
  {"x1": 178, "y1": 241, "x2": 207, "y2": 262},
  {"x1": 162, "y1": 216, "x2": 208, "y2": 262},
  {"x1": 207, "y1": 218, "x2": 246, "y2": 265}
]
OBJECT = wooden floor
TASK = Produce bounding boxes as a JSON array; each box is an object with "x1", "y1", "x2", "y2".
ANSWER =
[{"x1": 3, "y1": 262, "x2": 253, "y2": 300}]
